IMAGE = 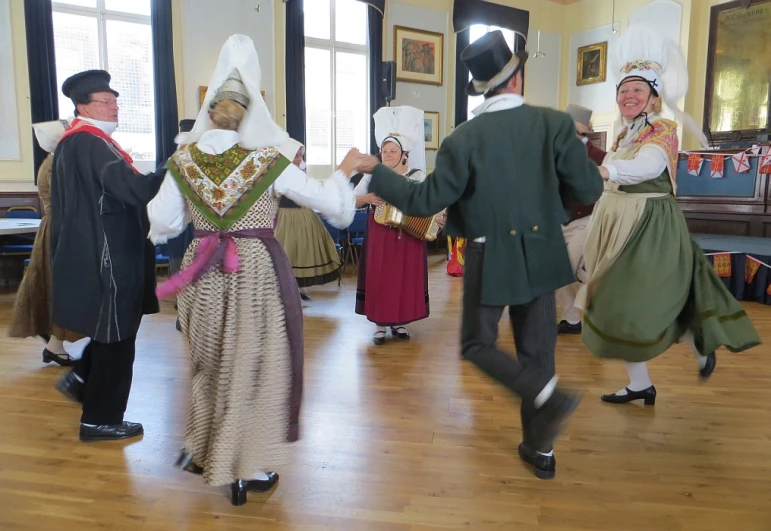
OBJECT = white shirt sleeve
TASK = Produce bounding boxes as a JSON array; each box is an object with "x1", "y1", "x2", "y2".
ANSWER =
[
  {"x1": 353, "y1": 173, "x2": 372, "y2": 196},
  {"x1": 603, "y1": 145, "x2": 669, "y2": 186},
  {"x1": 147, "y1": 172, "x2": 190, "y2": 244},
  {"x1": 273, "y1": 165, "x2": 356, "y2": 229}
]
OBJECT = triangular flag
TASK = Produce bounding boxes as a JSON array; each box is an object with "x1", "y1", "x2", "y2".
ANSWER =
[
  {"x1": 760, "y1": 151, "x2": 771, "y2": 175},
  {"x1": 732, "y1": 151, "x2": 751, "y2": 174},
  {"x1": 745, "y1": 256, "x2": 761, "y2": 284},
  {"x1": 687, "y1": 153, "x2": 703, "y2": 176},
  {"x1": 713, "y1": 253, "x2": 732, "y2": 277},
  {"x1": 710, "y1": 154, "x2": 725, "y2": 178},
  {"x1": 749, "y1": 145, "x2": 762, "y2": 156}
]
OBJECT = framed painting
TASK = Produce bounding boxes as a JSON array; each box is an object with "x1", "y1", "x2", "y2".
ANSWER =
[
  {"x1": 424, "y1": 111, "x2": 440, "y2": 150},
  {"x1": 199, "y1": 86, "x2": 266, "y2": 109},
  {"x1": 576, "y1": 42, "x2": 607, "y2": 86},
  {"x1": 704, "y1": 0, "x2": 771, "y2": 144},
  {"x1": 394, "y1": 26, "x2": 444, "y2": 86}
]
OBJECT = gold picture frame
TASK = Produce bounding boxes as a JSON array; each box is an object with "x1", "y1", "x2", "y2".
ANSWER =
[
  {"x1": 576, "y1": 42, "x2": 607, "y2": 86},
  {"x1": 423, "y1": 111, "x2": 440, "y2": 150},
  {"x1": 394, "y1": 26, "x2": 444, "y2": 86},
  {"x1": 198, "y1": 86, "x2": 266, "y2": 108}
]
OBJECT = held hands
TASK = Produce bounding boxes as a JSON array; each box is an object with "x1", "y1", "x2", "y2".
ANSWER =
[
  {"x1": 339, "y1": 148, "x2": 381, "y2": 177},
  {"x1": 575, "y1": 121, "x2": 592, "y2": 139}
]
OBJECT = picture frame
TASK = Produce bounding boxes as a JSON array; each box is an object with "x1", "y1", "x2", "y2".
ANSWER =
[
  {"x1": 394, "y1": 25, "x2": 444, "y2": 86},
  {"x1": 199, "y1": 86, "x2": 266, "y2": 108},
  {"x1": 423, "y1": 111, "x2": 440, "y2": 150},
  {"x1": 576, "y1": 42, "x2": 607, "y2": 86}
]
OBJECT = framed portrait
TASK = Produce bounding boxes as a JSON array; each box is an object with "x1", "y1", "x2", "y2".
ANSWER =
[
  {"x1": 423, "y1": 111, "x2": 440, "y2": 150},
  {"x1": 199, "y1": 86, "x2": 266, "y2": 108},
  {"x1": 394, "y1": 26, "x2": 444, "y2": 86},
  {"x1": 704, "y1": 0, "x2": 771, "y2": 143},
  {"x1": 576, "y1": 42, "x2": 607, "y2": 86}
]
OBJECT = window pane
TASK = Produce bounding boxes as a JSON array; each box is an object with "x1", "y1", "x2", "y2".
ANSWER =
[
  {"x1": 335, "y1": 0, "x2": 367, "y2": 45},
  {"x1": 53, "y1": 11, "x2": 100, "y2": 118},
  {"x1": 467, "y1": 26, "x2": 514, "y2": 121},
  {"x1": 105, "y1": 0, "x2": 151, "y2": 16},
  {"x1": 53, "y1": 0, "x2": 97, "y2": 8},
  {"x1": 335, "y1": 52, "x2": 367, "y2": 164},
  {"x1": 105, "y1": 20, "x2": 155, "y2": 162},
  {"x1": 305, "y1": 47, "x2": 332, "y2": 166},
  {"x1": 304, "y1": 0, "x2": 330, "y2": 40}
]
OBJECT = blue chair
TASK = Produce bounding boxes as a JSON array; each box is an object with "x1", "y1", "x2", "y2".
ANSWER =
[
  {"x1": 155, "y1": 243, "x2": 170, "y2": 274},
  {"x1": 322, "y1": 218, "x2": 346, "y2": 284},
  {"x1": 345, "y1": 209, "x2": 368, "y2": 266}
]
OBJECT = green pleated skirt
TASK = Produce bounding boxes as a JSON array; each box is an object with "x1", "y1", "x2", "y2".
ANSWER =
[{"x1": 582, "y1": 194, "x2": 761, "y2": 362}]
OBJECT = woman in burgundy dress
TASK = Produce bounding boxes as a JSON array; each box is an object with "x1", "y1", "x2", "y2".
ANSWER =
[{"x1": 354, "y1": 106, "x2": 442, "y2": 345}]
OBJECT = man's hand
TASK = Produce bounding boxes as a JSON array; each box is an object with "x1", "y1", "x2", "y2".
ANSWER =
[
  {"x1": 356, "y1": 155, "x2": 380, "y2": 174},
  {"x1": 575, "y1": 121, "x2": 592, "y2": 138},
  {"x1": 356, "y1": 193, "x2": 383, "y2": 208}
]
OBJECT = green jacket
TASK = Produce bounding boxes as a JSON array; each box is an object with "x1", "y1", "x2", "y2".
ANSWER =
[{"x1": 369, "y1": 103, "x2": 603, "y2": 306}]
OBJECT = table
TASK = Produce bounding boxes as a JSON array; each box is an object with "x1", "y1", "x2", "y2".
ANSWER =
[{"x1": 0, "y1": 219, "x2": 41, "y2": 236}]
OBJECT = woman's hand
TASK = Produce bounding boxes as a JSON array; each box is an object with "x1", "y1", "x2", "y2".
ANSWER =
[
  {"x1": 436, "y1": 212, "x2": 447, "y2": 229},
  {"x1": 356, "y1": 193, "x2": 383, "y2": 208},
  {"x1": 599, "y1": 165, "x2": 610, "y2": 181},
  {"x1": 339, "y1": 148, "x2": 362, "y2": 176}
]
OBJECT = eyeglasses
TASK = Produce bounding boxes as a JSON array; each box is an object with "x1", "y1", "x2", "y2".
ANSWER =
[{"x1": 89, "y1": 98, "x2": 119, "y2": 106}]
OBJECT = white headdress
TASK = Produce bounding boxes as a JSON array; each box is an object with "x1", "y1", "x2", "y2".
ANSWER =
[
  {"x1": 611, "y1": 22, "x2": 707, "y2": 147},
  {"x1": 32, "y1": 118, "x2": 71, "y2": 154},
  {"x1": 176, "y1": 34, "x2": 288, "y2": 150},
  {"x1": 276, "y1": 138, "x2": 305, "y2": 170},
  {"x1": 374, "y1": 105, "x2": 426, "y2": 173}
]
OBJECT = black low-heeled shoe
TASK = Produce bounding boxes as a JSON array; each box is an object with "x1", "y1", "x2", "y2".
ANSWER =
[
  {"x1": 230, "y1": 472, "x2": 279, "y2": 506},
  {"x1": 601, "y1": 386, "x2": 656, "y2": 406},
  {"x1": 373, "y1": 330, "x2": 386, "y2": 345},
  {"x1": 518, "y1": 443, "x2": 556, "y2": 480},
  {"x1": 700, "y1": 352, "x2": 716, "y2": 379},
  {"x1": 42, "y1": 348, "x2": 75, "y2": 367},
  {"x1": 175, "y1": 452, "x2": 203, "y2": 475},
  {"x1": 390, "y1": 326, "x2": 410, "y2": 339}
]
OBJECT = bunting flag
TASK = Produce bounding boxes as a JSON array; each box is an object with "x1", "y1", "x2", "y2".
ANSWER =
[
  {"x1": 749, "y1": 145, "x2": 762, "y2": 156},
  {"x1": 710, "y1": 154, "x2": 725, "y2": 178},
  {"x1": 745, "y1": 256, "x2": 761, "y2": 283},
  {"x1": 731, "y1": 151, "x2": 751, "y2": 173},
  {"x1": 687, "y1": 153, "x2": 703, "y2": 176},
  {"x1": 712, "y1": 253, "x2": 732, "y2": 277},
  {"x1": 760, "y1": 151, "x2": 771, "y2": 175}
]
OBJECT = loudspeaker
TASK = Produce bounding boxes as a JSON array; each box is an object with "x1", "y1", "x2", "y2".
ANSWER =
[{"x1": 382, "y1": 61, "x2": 396, "y2": 102}]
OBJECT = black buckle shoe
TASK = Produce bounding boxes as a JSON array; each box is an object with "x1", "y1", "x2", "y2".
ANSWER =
[
  {"x1": 518, "y1": 443, "x2": 556, "y2": 480},
  {"x1": 79, "y1": 421, "x2": 144, "y2": 442},
  {"x1": 43, "y1": 348, "x2": 76, "y2": 367},
  {"x1": 230, "y1": 472, "x2": 279, "y2": 506},
  {"x1": 54, "y1": 370, "x2": 85, "y2": 403},
  {"x1": 557, "y1": 320, "x2": 581, "y2": 335},
  {"x1": 700, "y1": 352, "x2": 716, "y2": 379},
  {"x1": 601, "y1": 386, "x2": 656, "y2": 406}
]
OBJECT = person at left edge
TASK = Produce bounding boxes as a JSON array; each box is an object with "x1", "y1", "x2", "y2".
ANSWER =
[{"x1": 51, "y1": 69, "x2": 165, "y2": 442}]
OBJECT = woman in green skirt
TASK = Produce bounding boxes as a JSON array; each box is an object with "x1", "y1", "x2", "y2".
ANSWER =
[{"x1": 575, "y1": 23, "x2": 760, "y2": 405}]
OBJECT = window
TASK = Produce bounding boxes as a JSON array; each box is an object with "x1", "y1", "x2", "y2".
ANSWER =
[
  {"x1": 467, "y1": 25, "x2": 516, "y2": 121},
  {"x1": 52, "y1": 0, "x2": 155, "y2": 170},
  {"x1": 304, "y1": 0, "x2": 369, "y2": 175}
]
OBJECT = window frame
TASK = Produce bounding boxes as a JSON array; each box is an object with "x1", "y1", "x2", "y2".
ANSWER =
[
  {"x1": 304, "y1": 0, "x2": 369, "y2": 176},
  {"x1": 51, "y1": 0, "x2": 155, "y2": 172}
]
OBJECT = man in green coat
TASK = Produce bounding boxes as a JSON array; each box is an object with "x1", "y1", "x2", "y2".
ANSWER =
[{"x1": 352, "y1": 31, "x2": 603, "y2": 479}]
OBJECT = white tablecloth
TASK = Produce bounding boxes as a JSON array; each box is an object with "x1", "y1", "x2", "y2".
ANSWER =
[{"x1": 0, "y1": 219, "x2": 41, "y2": 236}]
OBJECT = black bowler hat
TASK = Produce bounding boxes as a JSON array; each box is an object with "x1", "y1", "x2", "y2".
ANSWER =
[
  {"x1": 461, "y1": 30, "x2": 528, "y2": 96},
  {"x1": 61, "y1": 69, "x2": 119, "y2": 107}
]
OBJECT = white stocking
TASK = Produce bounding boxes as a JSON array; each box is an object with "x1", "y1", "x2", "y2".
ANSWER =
[
  {"x1": 45, "y1": 336, "x2": 68, "y2": 355},
  {"x1": 615, "y1": 361, "x2": 653, "y2": 395},
  {"x1": 681, "y1": 330, "x2": 708, "y2": 369}
]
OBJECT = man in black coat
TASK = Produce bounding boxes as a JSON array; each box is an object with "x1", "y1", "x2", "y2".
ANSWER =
[{"x1": 51, "y1": 70, "x2": 164, "y2": 442}]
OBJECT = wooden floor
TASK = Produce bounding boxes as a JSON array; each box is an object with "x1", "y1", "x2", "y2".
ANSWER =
[{"x1": 1, "y1": 255, "x2": 771, "y2": 530}]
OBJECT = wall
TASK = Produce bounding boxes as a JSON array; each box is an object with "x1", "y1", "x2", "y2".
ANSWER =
[
  {"x1": 0, "y1": 0, "x2": 33, "y2": 190},
  {"x1": 0, "y1": 0, "x2": 20, "y2": 162},
  {"x1": 177, "y1": 0, "x2": 276, "y2": 122}
]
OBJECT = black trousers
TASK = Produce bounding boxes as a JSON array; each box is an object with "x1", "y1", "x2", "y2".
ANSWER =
[
  {"x1": 461, "y1": 242, "x2": 557, "y2": 444},
  {"x1": 73, "y1": 336, "x2": 137, "y2": 425}
]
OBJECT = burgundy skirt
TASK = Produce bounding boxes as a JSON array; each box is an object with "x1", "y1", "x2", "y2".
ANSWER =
[{"x1": 355, "y1": 211, "x2": 429, "y2": 326}]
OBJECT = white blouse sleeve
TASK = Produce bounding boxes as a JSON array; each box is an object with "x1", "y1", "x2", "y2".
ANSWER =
[
  {"x1": 147, "y1": 172, "x2": 190, "y2": 244},
  {"x1": 353, "y1": 173, "x2": 372, "y2": 196},
  {"x1": 603, "y1": 145, "x2": 669, "y2": 186},
  {"x1": 273, "y1": 165, "x2": 356, "y2": 229}
]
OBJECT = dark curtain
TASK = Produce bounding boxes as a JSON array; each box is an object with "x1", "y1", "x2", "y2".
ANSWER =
[
  {"x1": 356, "y1": 0, "x2": 384, "y2": 14},
  {"x1": 453, "y1": 0, "x2": 529, "y2": 46},
  {"x1": 454, "y1": 29, "x2": 470, "y2": 127},
  {"x1": 24, "y1": 0, "x2": 59, "y2": 182},
  {"x1": 151, "y1": 0, "x2": 179, "y2": 168},
  {"x1": 366, "y1": 5, "x2": 384, "y2": 154},
  {"x1": 285, "y1": 0, "x2": 306, "y2": 144}
]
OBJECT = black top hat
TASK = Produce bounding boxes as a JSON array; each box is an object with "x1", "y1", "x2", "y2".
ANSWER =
[
  {"x1": 461, "y1": 30, "x2": 528, "y2": 96},
  {"x1": 62, "y1": 69, "x2": 119, "y2": 106}
]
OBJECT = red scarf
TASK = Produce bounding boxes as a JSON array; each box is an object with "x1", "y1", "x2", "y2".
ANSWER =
[{"x1": 60, "y1": 118, "x2": 138, "y2": 173}]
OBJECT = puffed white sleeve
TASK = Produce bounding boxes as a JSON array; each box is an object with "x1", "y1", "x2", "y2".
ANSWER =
[
  {"x1": 603, "y1": 145, "x2": 669, "y2": 185},
  {"x1": 273, "y1": 165, "x2": 356, "y2": 229},
  {"x1": 147, "y1": 172, "x2": 191, "y2": 244},
  {"x1": 353, "y1": 173, "x2": 372, "y2": 196}
]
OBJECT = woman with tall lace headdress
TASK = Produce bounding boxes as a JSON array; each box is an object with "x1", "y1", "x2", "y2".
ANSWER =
[
  {"x1": 147, "y1": 35, "x2": 358, "y2": 506},
  {"x1": 575, "y1": 23, "x2": 760, "y2": 406}
]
